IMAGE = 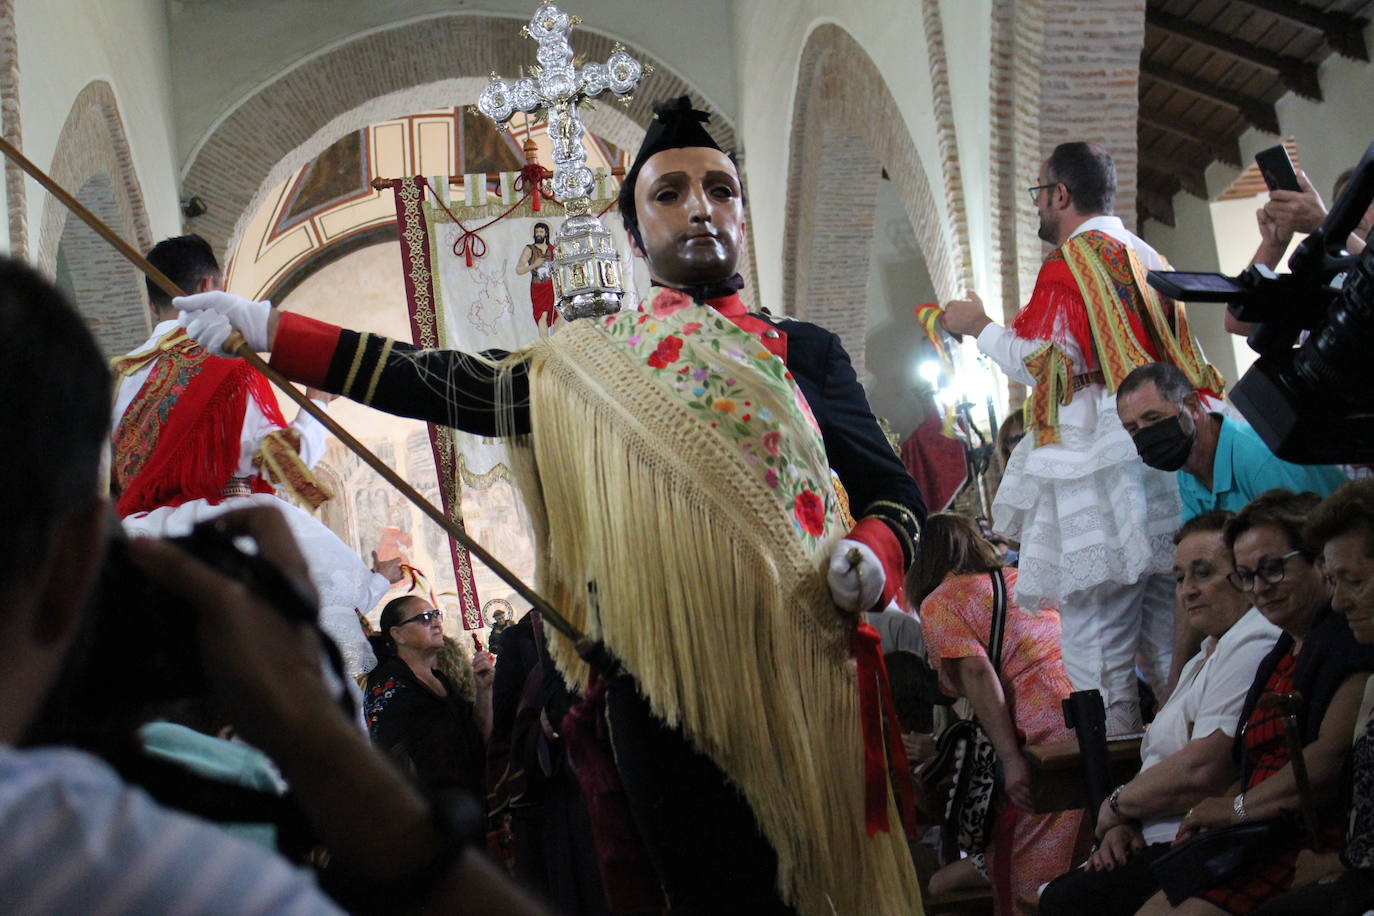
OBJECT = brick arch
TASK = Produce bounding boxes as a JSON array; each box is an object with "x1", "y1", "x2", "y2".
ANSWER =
[
  {"x1": 182, "y1": 13, "x2": 737, "y2": 263},
  {"x1": 782, "y1": 22, "x2": 970, "y2": 374},
  {"x1": 223, "y1": 76, "x2": 647, "y2": 267},
  {"x1": 57, "y1": 174, "x2": 151, "y2": 358},
  {"x1": 36, "y1": 80, "x2": 152, "y2": 275},
  {"x1": 0, "y1": 0, "x2": 25, "y2": 257}
]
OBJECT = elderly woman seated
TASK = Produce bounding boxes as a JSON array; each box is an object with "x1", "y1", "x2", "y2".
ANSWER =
[
  {"x1": 1135, "y1": 489, "x2": 1374, "y2": 915},
  {"x1": 1252, "y1": 479, "x2": 1374, "y2": 914},
  {"x1": 1039, "y1": 510, "x2": 1282, "y2": 914}
]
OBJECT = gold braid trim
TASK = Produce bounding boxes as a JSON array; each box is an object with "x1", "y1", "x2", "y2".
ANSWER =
[
  {"x1": 1127, "y1": 252, "x2": 1227, "y2": 395},
  {"x1": 1023, "y1": 342, "x2": 1074, "y2": 446},
  {"x1": 867, "y1": 499, "x2": 921, "y2": 559},
  {"x1": 253, "y1": 428, "x2": 333, "y2": 510},
  {"x1": 1061, "y1": 235, "x2": 1225, "y2": 395},
  {"x1": 507, "y1": 318, "x2": 921, "y2": 916},
  {"x1": 1061, "y1": 236, "x2": 1155, "y2": 391}
]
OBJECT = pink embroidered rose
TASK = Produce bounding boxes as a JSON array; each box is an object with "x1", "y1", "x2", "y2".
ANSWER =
[
  {"x1": 682, "y1": 321, "x2": 703, "y2": 335},
  {"x1": 794, "y1": 489, "x2": 825, "y2": 537},
  {"x1": 765, "y1": 468, "x2": 779, "y2": 489},
  {"x1": 762, "y1": 430, "x2": 780, "y2": 455}
]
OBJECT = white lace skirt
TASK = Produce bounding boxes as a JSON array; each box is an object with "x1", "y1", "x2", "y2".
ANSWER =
[
  {"x1": 122, "y1": 495, "x2": 379, "y2": 679},
  {"x1": 991, "y1": 390, "x2": 1180, "y2": 610}
]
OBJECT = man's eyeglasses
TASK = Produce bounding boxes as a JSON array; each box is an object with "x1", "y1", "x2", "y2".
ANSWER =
[
  {"x1": 398, "y1": 608, "x2": 443, "y2": 627},
  {"x1": 1227, "y1": 550, "x2": 1305, "y2": 592},
  {"x1": 1027, "y1": 182, "x2": 1059, "y2": 204}
]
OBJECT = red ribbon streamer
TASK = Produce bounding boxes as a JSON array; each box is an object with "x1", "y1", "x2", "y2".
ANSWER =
[
  {"x1": 515, "y1": 162, "x2": 551, "y2": 212},
  {"x1": 851, "y1": 620, "x2": 917, "y2": 837},
  {"x1": 422, "y1": 177, "x2": 543, "y2": 268}
]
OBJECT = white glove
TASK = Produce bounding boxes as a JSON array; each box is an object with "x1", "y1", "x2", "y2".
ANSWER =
[
  {"x1": 182, "y1": 309, "x2": 235, "y2": 357},
  {"x1": 174, "y1": 290, "x2": 273, "y2": 353},
  {"x1": 826, "y1": 538, "x2": 886, "y2": 613}
]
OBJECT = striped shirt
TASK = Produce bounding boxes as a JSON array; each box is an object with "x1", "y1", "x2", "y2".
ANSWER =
[{"x1": 0, "y1": 744, "x2": 342, "y2": 914}]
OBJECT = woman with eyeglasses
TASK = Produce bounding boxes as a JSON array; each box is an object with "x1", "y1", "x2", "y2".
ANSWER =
[
  {"x1": 363, "y1": 596, "x2": 493, "y2": 797},
  {"x1": 1136, "y1": 490, "x2": 1374, "y2": 915},
  {"x1": 1248, "y1": 479, "x2": 1374, "y2": 913}
]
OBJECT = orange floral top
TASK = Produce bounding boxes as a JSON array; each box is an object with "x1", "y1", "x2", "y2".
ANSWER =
[{"x1": 919, "y1": 569, "x2": 1076, "y2": 745}]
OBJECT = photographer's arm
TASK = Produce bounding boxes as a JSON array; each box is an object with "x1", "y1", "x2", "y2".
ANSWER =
[{"x1": 127, "y1": 509, "x2": 546, "y2": 915}]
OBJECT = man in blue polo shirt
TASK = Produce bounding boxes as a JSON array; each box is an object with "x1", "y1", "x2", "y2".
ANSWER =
[{"x1": 1116, "y1": 362, "x2": 1347, "y2": 522}]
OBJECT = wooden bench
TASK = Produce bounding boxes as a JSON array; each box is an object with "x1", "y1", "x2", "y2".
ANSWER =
[{"x1": 1024, "y1": 736, "x2": 1143, "y2": 813}]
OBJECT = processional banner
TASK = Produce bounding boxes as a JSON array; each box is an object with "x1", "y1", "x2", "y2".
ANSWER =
[{"x1": 388, "y1": 169, "x2": 648, "y2": 629}]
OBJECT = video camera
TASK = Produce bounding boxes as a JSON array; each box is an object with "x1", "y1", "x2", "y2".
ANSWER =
[{"x1": 1147, "y1": 141, "x2": 1374, "y2": 464}]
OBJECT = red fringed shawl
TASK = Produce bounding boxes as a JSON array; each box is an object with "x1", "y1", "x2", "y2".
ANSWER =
[{"x1": 112, "y1": 328, "x2": 286, "y2": 517}]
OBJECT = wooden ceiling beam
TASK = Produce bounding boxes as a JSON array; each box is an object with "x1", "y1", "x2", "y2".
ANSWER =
[
  {"x1": 1146, "y1": 8, "x2": 1323, "y2": 100},
  {"x1": 1140, "y1": 59, "x2": 1282, "y2": 134},
  {"x1": 1140, "y1": 150, "x2": 1210, "y2": 198},
  {"x1": 1229, "y1": 0, "x2": 1369, "y2": 62},
  {"x1": 1138, "y1": 109, "x2": 1243, "y2": 167},
  {"x1": 1136, "y1": 183, "x2": 1177, "y2": 227}
]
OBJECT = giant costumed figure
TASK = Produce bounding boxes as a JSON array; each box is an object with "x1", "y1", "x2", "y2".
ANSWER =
[{"x1": 179, "y1": 9, "x2": 926, "y2": 912}]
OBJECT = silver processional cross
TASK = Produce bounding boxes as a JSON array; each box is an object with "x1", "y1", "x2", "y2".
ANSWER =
[{"x1": 477, "y1": 3, "x2": 647, "y2": 319}]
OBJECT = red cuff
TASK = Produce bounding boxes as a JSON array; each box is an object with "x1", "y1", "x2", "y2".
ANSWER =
[
  {"x1": 269, "y1": 312, "x2": 341, "y2": 388},
  {"x1": 848, "y1": 516, "x2": 905, "y2": 611}
]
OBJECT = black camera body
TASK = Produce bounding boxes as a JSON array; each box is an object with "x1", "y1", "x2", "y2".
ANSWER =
[
  {"x1": 1148, "y1": 142, "x2": 1374, "y2": 465},
  {"x1": 25, "y1": 517, "x2": 321, "y2": 750}
]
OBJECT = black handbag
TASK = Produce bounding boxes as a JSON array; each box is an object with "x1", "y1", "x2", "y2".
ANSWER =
[
  {"x1": 1149, "y1": 692, "x2": 1319, "y2": 905},
  {"x1": 921, "y1": 569, "x2": 1009, "y2": 864},
  {"x1": 1151, "y1": 819, "x2": 1289, "y2": 905}
]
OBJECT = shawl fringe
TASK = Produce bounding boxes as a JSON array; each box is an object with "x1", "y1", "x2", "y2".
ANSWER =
[{"x1": 502, "y1": 315, "x2": 921, "y2": 915}]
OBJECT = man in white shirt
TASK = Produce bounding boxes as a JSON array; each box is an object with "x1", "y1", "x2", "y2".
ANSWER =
[{"x1": 942, "y1": 143, "x2": 1226, "y2": 733}]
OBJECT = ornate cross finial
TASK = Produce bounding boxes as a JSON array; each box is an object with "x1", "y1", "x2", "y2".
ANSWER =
[{"x1": 477, "y1": 4, "x2": 647, "y2": 319}]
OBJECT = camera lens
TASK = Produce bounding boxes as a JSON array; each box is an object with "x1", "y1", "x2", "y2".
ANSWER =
[{"x1": 1292, "y1": 246, "x2": 1374, "y2": 408}]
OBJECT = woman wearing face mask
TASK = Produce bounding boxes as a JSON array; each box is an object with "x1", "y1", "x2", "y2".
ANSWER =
[{"x1": 1135, "y1": 490, "x2": 1374, "y2": 916}]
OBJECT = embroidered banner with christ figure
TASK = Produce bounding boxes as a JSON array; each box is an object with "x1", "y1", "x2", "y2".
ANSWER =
[{"x1": 388, "y1": 169, "x2": 648, "y2": 629}]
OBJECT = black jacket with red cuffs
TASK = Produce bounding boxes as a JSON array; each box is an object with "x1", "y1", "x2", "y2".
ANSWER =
[{"x1": 269, "y1": 310, "x2": 925, "y2": 608}]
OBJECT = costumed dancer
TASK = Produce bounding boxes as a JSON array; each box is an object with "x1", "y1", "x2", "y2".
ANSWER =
[
  {"x1": 179, "y1": 99, "x2": 926, "y2": 915},
  {"x1": 941, "y1": 143, "x2": 1224, "y2": 733},
  {"x1": 112, "y1": 235, "x2": 386, "y2": 679}
]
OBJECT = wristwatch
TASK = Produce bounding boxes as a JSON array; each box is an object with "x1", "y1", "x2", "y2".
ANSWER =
[{"x1": 1108, "y1": 784, "x2": 1125, "y2": 817}]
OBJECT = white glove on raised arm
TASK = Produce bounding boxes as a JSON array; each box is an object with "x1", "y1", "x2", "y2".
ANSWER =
[
  {"x1": 826, "y1": 538, "x2": 886, "y2": 613},
  {"x1": 182, "y1": 310, "x2": 235, "y2": 357},
  {"x1": 174, "y1": 290, "x2": 273, "y2": 353}
]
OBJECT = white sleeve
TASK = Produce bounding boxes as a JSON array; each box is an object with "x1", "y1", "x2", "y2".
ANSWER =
[
  {"x1": 237, "y1": 397, "x2": 276, "y2": 478},
  {"x1": 0, "y1": 749, "x2": 344, "y2": 915},
  {"x1": 288, "y1": 400, "x2": 329, "y2": 469},
  {"x1": 237, "y1": 397, "x2": 329, "y2": 477},
  {"x1": 360, "y1": 572, "x2": 393, "y2": 616},
  {"x1": 1191, "y1": 620, "x2": 1281, "y2": 738},
  {"x1": 975, "y1": 323, "x2": 1042, "y2": 386}
]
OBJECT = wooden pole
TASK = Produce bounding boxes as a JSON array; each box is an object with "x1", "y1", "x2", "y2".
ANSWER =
[{"x1": 0, "y1": 133, "x2": 584, "y2": 643}]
